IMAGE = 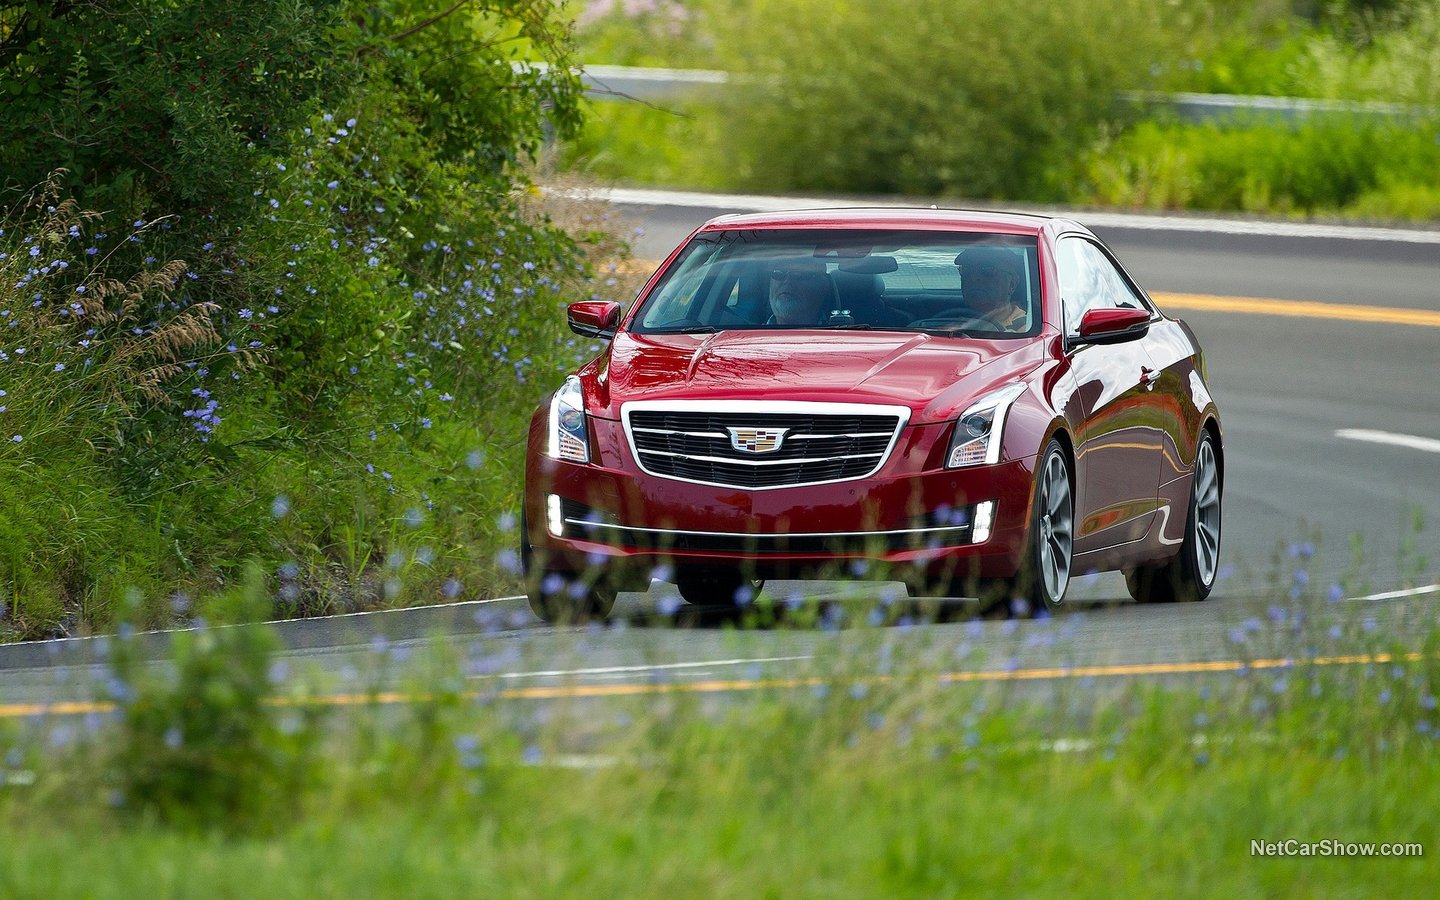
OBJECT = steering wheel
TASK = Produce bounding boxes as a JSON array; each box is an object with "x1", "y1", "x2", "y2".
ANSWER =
[{"x1": 911, "y1": 312, "x2": 1009, "y2": 333}]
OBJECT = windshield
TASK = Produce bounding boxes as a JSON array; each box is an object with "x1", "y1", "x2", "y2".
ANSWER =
[{"x1": 631, "y1": 228, "x2": 1041, "y2": 338}]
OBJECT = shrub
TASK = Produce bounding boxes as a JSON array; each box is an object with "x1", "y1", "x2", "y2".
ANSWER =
[
  {"x1": 0, "y1": 2, "x2": 609, "y2": 631},
  {"x1": 706, "y1": 0, "x2": 1174, "y2": 200},
  {"x1": 106, "y1": 564, "x2": 327, "y2": 833},
  {"x1": 1078, "y1": 117, "x2": 1440, "y2": 217}
]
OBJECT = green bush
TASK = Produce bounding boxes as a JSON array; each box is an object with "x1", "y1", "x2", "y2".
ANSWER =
[
  {"x1": 107, "y1": 564, "x2": 327, "y2": 833},
  {"x1": 704, "y1": 0, "x2": 1174, "y2": 200},
  {"x1": 1079, "y1": 117, "x2": 1440, "y2": 216},
  {"x1": 0, "y1": 2, "x2": 616, "y2": 634}
]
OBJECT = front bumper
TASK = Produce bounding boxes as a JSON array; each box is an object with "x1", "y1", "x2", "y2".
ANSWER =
[{"x1": 524, "y1": 413, "x2": 1038, "y2": 585}]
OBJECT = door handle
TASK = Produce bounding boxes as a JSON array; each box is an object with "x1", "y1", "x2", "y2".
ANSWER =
[{"x1": 1140, "y1": 366, "x2": 1160, "y2": 390}]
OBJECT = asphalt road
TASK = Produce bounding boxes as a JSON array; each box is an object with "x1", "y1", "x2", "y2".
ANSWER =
[{"x1": 3, "y1": 191, "x2": 1438, "y2": 714}]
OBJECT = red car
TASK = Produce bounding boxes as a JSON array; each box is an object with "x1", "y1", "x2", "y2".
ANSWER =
[{"x1": 522, "y1": 209, "x2": 1223, "y2": 621}]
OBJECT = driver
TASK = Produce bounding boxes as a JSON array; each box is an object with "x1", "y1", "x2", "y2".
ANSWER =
[
  {"x1": 954, "y1": 247, "x2": 1027, "y2": 331},
  {"x1": 767, "y1": 258, "x2": 832, "y2": 326}
]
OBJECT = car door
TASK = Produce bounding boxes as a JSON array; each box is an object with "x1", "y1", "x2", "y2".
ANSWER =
[{"x1": 1055, "y1": 235, "x2": 1164, "y2": 558}]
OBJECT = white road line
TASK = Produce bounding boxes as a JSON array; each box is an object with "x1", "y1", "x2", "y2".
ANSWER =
[
  {"x1": 493, "y1": 655, "x2": 813, "y2": 680},
  {"x1": 262, "y1": 594, "x2": 524, "y2": 624},
  {"x1": 1335, "y1": 429, "x2": 1440, "y2": 454},
  {"x1": 6, "y1": 595, "x2": 527, "y2": 654},
  {"x1": 576, "y1": 186, "x2": 1440, "y2": 245},
  {"x1": 1356, "y1": 584, "x2": 1440, "y2": 602}
]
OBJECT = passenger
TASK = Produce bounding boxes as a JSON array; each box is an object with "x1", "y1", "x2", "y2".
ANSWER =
[
  {"x1": 767, "y1": 258, "x2": 831, "y2": 326},
  {"x1": 954, "y1": 247, "x2": 1027, "y2": 331}
]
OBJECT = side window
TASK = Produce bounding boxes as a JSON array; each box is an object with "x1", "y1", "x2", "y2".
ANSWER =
[{"x1": 1056, "y1": 237, "x2": 1149, "y2": 336}]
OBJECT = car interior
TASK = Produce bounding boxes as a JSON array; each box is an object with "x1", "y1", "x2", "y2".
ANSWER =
[{"x1": 636, "y1": 238, "x2": 1039, "y2": 336}]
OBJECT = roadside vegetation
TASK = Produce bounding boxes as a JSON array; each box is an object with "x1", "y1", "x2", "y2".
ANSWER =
[
  {"x1": 1, "y1": 570, "x2": 1436, "y2": 894},
  {"x1": 0, "y1": 0, "x2": 648, "y2": 639},
  {"x1": 564, "y1": 0, "x2": 1440, "y2": 220}
]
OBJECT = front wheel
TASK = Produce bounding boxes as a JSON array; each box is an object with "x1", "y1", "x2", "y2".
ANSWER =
[
  {"x1": 1013, "y1": 439, "x2": 1073, "y2": 616},
  {"x1": 527, "y1": 574, "x2": 618, "y2": 624},
  {"x1": 1126, "y1": 429, "x2": 1222, "y2": 604},
  {"x1": 521, "y1": 508, "x2": 617, "y2": 623}
]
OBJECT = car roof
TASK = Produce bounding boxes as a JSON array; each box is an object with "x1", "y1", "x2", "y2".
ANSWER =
[{"x1": 700, "y1": 207, "x2": 1079, "y2": 236}]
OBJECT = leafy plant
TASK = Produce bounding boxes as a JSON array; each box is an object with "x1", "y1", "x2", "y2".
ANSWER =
[{"x1": 106, "y1": 564, "x2": 326, "y2": 833}]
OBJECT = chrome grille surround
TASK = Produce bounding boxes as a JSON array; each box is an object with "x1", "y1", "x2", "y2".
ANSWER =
[{"x1": 621, "y1": 400, "x2": 911, "y2": 490}]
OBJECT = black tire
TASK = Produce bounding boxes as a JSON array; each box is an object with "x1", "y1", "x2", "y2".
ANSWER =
[
  {"x1": 1013, "y1": 439, "x2": 1074, "y2": 616},
  {"x1": 674, "y1": 567, "x2": 763, "y2": 607},
  {"x1": 1126, "y1": 429, "x2": 1222, "y2": 604},
  {"x1": 521, "y1": 508, "x2": 617, "y2": 623},
  {"x1": 527, "y1": 574, "x2": 617, "y2": 623}
]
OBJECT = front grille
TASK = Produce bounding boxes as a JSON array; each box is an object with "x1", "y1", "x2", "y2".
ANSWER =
[
  {"x1": 558, "y1": 499, "x2": 971, "y2": 555},
  {"x1": 624, "y1": 405, "x2": 906, "y2": 489}
]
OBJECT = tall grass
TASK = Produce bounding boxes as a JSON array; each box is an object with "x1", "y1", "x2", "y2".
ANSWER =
[
  {"x1": 0, "y1": 577, "x2": 1436, "y2": 894},
  {"x1": 0, "y1": 160, "x2": 636, "y2": 641},
  {"x1": 1078, "y1": 117, "x2": 1440, "y2": 218}
]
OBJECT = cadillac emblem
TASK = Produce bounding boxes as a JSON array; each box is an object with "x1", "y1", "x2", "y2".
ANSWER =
[{"x1": 727, "y1": 427, "x2": 788, "y2": 454}]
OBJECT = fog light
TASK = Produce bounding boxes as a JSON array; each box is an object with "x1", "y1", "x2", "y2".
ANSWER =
[
  {"x1": 546, "y1": 494, "x2": 564, "y2": 537},
  {"x1": 972, "y1": 501, "x2": 995, "y2": 544}
]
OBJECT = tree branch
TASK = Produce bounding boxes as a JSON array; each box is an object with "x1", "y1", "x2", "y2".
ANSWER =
[{"x1": 388, "y1": 0, "x2": 473, "y2": 42}]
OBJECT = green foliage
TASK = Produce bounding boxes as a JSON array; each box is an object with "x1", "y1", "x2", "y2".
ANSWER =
[
  {"x1": 106, "y1": 564, "x2": 327, "y2": 833},
  {"x1": 0, "y1": 178, "x2": 217, "y2": 637},
  {"x1": 1290, "y1": 1, "x2": 1440, "y2": 102},
  {"x1": 0, "y1": 0, "x2": 346, "y2": 222},
  {"x1": 682, "y1": 0, "x2": 1176, "y2": 200},
  {"x1": 559, "y1": 99, "x2": 728, "y2": 189},
  {"x1": 2, "y1": 596, "x2": 1438, "y2": 891},
  {"x1": 0, "y1": 2, "x2": 609, "y2": 633},
  {"x1": 1079, "y1": 117, "x2": 1440, "y2": 216}
]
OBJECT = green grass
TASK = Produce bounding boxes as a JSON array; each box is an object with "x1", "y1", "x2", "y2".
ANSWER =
[
  {"x1": 1, "y1": 601, "x2": 1437, "y2": 896},
  {"x1": 1, "y1": 745, "x2": 1435, "y2": 898}
]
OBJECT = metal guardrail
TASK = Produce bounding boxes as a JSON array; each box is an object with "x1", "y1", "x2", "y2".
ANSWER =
[
  {"x1": 569, "y1": 64, "x2": 1423, "y2": 124},
  {"x1": 1119, "y1": 90, "x2": 1420, "y2": 124},
  {"x1": 579, "y1": 64, "x2": 729, "y2": 102}
]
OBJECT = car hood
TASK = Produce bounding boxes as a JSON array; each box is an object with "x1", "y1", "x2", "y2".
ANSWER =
[{"x1": 588, "y1": 330, "x2": 1046, "y2": 424}]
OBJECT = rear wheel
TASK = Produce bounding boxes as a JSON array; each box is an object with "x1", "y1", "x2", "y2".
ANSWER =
[
  {"x1": 1126, "y1": 430, "x2": 1221, "y2": 604},
  {"x1": 1014, "y1": 439, "x2": 1073, "y2": 616},
  {"x1": 674, "y1": 567, "x2": 763, "y2": 607}
]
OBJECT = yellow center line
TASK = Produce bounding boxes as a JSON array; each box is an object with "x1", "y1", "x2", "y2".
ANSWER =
[
  {"x1": 1, "y1": 650, "x2": 1425, "y2": 718},
  {"x1": 1152, "y1": 292, "x2": 1440, "y2": 328}
]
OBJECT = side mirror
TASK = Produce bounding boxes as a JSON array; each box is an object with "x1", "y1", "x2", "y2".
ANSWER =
[
  {"x1": 567, "y1": 301, "x2": 621, "y2": 339},
  {"x1": 1076, "y1": 307, "x2": 1151, "y2": 345}
]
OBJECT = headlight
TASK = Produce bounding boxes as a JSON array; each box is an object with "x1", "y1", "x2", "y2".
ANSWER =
[
  {"x1": 945, "y1": 383, "x2": 1027, "y2": 468},
  {"x1": 546, "y1": 376, "x2": 590, "y2": 464}
]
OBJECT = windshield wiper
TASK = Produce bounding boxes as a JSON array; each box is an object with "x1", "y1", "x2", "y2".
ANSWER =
[
  {"x1": 645, "y1": 324, "x2": 718, "y2": 334},
  {"x1": 916, "y1": 326, "x2": 975, "y2": 338}
]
